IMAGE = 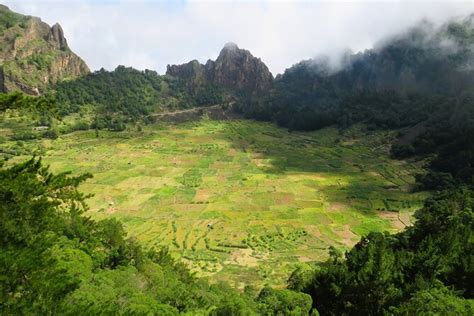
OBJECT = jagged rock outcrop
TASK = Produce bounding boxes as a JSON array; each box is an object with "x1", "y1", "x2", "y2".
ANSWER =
[
  {"x1": 166, "y1": 43, "x2": 273, "y2": 99},
  {"x1": 0, "y1": 5, "x2": 89, "y2": 95},
  {"x1": 49, "y1": 23, "x2": 68, "y2": 50},
  {"x1": 210, "y1": 42, "x2": 273, "y2": 93},
  {"x1": 166, "y1": 59, "x2": 208, "y2": 95}
]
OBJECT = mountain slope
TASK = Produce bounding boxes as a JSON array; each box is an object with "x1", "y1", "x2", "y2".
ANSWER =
[
  {"x1": 279, "y1": 16, "x2": 474, "y2": 98},
  {"x1": 233, "y1": 14, "x2": 474, "y2": 189},
  {"x1": 51, "y1": 43, "x2": 273, "y2": 127},
  {"x1": 238, "y1": 16, "x2": 474, "y2": 126},
  {"x1": 239, "y1": 16, "x2": 474, "y2": 131},
  {"x1": 0, "y1": 4, "x2": 89, "y2": 95},
  {"x1": 53, "y1": 66, "x2": 192, "y2": 118}
]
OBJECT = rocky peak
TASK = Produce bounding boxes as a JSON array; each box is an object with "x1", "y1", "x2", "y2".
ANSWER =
[
  {"x1": 166, "y1": 43, "x2": 273, "y2": 98},
  {"x1": 49, "y1": 23, "x2": 68, "y2": 50},
  {"x1": 223, "y1": 42, "x2": 239, "y2": 50},
  {"x1": 212, "y1": 42, "x2": 273, "y2": 93},
  {"x1": 216, "y1": 42, "x2": 240, "y2": 60},
  {"x1": 166, "y1": 59, "x2": 204, "y2": 79},
  {"x1": 0, "y1": 7, "x2": 89, "y2": 95},
  {"x1": 166, "y1": 59, "x2": 208, "y2": 94}
]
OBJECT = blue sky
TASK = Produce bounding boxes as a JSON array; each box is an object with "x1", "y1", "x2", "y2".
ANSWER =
[{"x1": 4, "y1": 1, "x2": 473, "y2": 75}]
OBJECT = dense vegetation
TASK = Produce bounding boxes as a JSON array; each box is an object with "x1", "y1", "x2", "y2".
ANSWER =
[
  {"x1": 0, "y1": 91, "x2": 54, "y2": 113},
  {"x1": 0, "y1": 4, "x2": 27, "y2": 32},
  {"x1": 50, "y1": 65, "x2": 227, "y2": 131},
  {"x1": 50, "y1": 66, "x2": 192, "y2": 129},
  {"x1": 237, "y1": 17, "x2": 474, "y2": 127}
]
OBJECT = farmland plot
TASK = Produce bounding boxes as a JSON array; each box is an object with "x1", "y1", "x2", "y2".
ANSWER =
[{"x1": 5, "y1": 119, "x2": 427, "y2": 288}]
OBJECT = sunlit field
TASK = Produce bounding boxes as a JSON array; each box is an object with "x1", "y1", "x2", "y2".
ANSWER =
[{"x1": 5, "y1": 118, "x2": 427, "y2": 288}]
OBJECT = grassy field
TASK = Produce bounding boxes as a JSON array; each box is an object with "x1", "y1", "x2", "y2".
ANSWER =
[{"x1": 2, "y1": 117, "x2": 428, "y2": 288}]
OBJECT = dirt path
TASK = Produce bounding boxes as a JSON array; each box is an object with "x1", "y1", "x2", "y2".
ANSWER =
[
  {"x1": 148, "y1": 104, "x2": 222, "y2": 117},
  {"x1": 147, "y1": 103, "x2": 240, "y2": 123}
]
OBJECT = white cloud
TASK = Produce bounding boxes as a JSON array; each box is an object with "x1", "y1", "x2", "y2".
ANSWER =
[{"x1": 3, "y1": 0, "x2": 473, "y2": 75}]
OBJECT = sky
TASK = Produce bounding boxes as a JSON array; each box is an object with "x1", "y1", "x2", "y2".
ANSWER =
[{"x1": 4, "y1": 0, "x2": 473, "y2": 75}]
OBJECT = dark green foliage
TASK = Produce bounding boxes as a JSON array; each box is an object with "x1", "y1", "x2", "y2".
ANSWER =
[
  {"x1": 390, "y1": 142, "x2": 415, "y2": 158},
  {"x1": 192, "y1": 82, "x2": 225, "y2": 106},
  {"x1": 42, "y1": 126, "x2": 60, "y2": 139},
  {"x1": 0, "y1": 92, "x2": 72, "y2": 149},
  {"x1": 257, "y1": 287, "x2": 313, "y2": 316},
  {"x1": 90, "y1": 115, "x2": 126, "y2": 131},
  {"x1": 0, "y1": 158, "x2": 93, "y2": 313},
  {"x1": 392, "y1": 283, "x2": 474, "y2": 315},
  {"x1": 0, "y1": 91, "x2": 55, "y2": 113},
  {"x1": 0, "y1": 5, "x2": 27, "y2": 32},
  {"x1": 415, "y1": 172, "x2": 455, "y2": 191},
  {"x1": 298, "y1": 187, "x2": 474, "y2": 315},
  {"x1": 401, "y1": 94, "x2": 474, "y2": 187},
  {"x1": 52, "y1": 66, "x2": 193, "y2": 120}
]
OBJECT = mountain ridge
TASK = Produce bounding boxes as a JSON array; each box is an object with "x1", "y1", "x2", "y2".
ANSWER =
[
  {"x1": 166, "y1": 42, "x2": 273, "y2": 101},
  {"x1": 0, "y1": 4, "x2": 89, "y2": 95}
]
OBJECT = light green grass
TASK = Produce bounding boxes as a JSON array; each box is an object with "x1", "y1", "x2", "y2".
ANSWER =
[{"x1": 3, "y1": 118, "x2": 428, "y2": 288}]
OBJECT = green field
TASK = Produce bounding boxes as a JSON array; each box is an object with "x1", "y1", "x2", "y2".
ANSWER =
[{"x1": 2, "y1": 118, "x2": 427, "y2": 288}]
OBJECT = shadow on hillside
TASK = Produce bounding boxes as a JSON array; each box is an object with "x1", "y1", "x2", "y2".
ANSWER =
[{"x1": 215, "y1": 120, "x2": 421, "y2": 214}]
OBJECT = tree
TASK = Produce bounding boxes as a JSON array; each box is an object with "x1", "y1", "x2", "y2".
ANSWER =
[
  {"x1": 393, "y1": 284, "x2": 474, "y2": 315},
  {"x1": 257, "y1": 287, "x2": 312, "y2": 316}
]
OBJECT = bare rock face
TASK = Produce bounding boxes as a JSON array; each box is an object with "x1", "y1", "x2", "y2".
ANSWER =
[
  {"x1": 0, "y1": 5, "x2": 89, "y2": 95},
  {"x1": 166, "y1": 59, "x2": 205, "y2": 80},
  {"x1": 49, "y1": 23, "x2": 68, "y2": 50},
  {"x1": 166, "y1": 42, "x2": 273, "y2": 98},
  {"x1": 166, "y1": 60, "x2": 208, "y2": 95},
  {"x1": 211, "y1": 42, "x2": 273, "y2": 93}
]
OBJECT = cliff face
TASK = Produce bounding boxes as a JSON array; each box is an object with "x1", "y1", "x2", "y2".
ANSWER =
[
  {"x1": 166, "y1": 43, "x2": 273, "y2": 99},
  {"x1": 166, "y1": 59, "x2": 208, "y2": 95},
  {"x1": 0, "y1": 5, "x2": 89, "y2": 95}
]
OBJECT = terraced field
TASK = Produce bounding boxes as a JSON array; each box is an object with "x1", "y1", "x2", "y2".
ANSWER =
[{"x1": 4, "y1": 119, "x2": 427, "y2": 288}]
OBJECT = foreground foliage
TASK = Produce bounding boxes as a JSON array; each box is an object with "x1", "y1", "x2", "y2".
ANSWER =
[
  {"x1": 0, "y1": 158, "x2": 312, "y2": 315},
  {"x1": 293, "y1": 187, "x2": 474, "y2": 315}
]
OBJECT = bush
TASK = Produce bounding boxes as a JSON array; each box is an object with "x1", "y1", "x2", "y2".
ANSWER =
[
  {"x1": 11, "y1": 130, "x2": 38, "y2": 141},
  {"x1": 390, "y1": 142, "x2": 415, "y2": 158},
  {"x1": 43, "y1": 127, "x2": 59, "y2": 139},
  {"x1": 257, "y1": 287, "x2": 312, "y2": 316}
]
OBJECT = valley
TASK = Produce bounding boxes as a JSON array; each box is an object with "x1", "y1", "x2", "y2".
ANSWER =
[
  {"x1": 2, "y1": 3, "x2": 473, "y2": 313},
  {"x1": 5, "y1": 117, "x2": 427, "y2": 288}
]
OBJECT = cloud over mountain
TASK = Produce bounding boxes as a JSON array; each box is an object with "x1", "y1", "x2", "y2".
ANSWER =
[{"x1": 4, "y1": 0, "x2": 473, "y2": 75}]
